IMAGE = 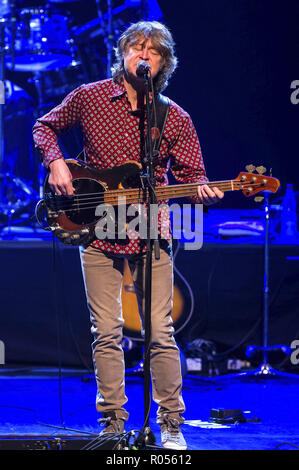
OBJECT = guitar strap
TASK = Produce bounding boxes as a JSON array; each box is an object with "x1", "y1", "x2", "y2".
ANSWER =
[{"x1": 151, "y1": 93, "x2": 170, "y2": 152}]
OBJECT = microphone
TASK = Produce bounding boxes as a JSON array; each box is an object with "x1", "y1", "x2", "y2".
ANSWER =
[{"x1": 136, "y1": 61, "x2": 151, "y2": 77}]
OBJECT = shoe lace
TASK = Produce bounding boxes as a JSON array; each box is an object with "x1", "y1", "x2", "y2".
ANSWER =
[
  {"x1": 162, "y1": 415, "x2": 181, "y2": 436},
  {"x1": 98, "y1": 416, "x2": 123, "y2": 433}
]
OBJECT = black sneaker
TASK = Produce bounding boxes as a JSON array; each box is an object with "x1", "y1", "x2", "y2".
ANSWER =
[
  {"x1": 98, "y1": 414, "x2": 126, "y2": 435},
  {"x1": 161, "y1": 418, "x2": 187, "y2": 450}
]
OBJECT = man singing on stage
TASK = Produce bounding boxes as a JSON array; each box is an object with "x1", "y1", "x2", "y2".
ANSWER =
[{"x1": 33, "y1": 20, "x2": 223, "y2": 450}]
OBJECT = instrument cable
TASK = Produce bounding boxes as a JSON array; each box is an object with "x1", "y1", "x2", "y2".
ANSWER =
[{"x1": 34, "y1": 233, "x2": 96, "y2": 437}]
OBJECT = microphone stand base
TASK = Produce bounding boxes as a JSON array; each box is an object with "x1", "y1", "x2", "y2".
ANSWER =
[{"x1": 134, "y1": 427, "x2": 163, "y2": 450}]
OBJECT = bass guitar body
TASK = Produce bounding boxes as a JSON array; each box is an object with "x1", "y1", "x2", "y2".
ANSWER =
[{"x1": 42, "y1": 159, "x2": 143, "y2": 245}]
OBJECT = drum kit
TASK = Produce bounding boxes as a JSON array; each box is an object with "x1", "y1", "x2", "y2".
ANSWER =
[{"x1": 0, "y1": 0, "x2": 132, "y2": 234}]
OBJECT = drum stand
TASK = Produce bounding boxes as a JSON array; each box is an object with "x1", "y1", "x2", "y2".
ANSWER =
[
  {"x1": 0, "y1": 14, "x2": 39, "y2": 237},
  {"x1": 31, "y1": 71, "x2": 47, "y2": 198}
]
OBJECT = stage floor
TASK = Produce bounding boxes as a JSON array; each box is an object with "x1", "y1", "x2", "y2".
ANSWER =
[{"x1": 0, "y1": 368, "x2": 299, "y2": 451}]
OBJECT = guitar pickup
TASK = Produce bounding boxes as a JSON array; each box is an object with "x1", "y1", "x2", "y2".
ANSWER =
[
  {"x1": 44, "y1": 193, "x2": 58, "y2": 210},
  {"x1": 45, "y1": 193, "x2": 75, "y2": 211}
]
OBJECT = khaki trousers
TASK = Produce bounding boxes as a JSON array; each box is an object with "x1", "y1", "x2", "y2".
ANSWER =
[{"x1": 79, "y1": 243, "x2": 185, "y2": 423}]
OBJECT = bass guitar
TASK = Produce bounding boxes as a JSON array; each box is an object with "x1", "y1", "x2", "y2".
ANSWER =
[{"x1": 37, "y1": 159, "x2": 280, "y2": 245}]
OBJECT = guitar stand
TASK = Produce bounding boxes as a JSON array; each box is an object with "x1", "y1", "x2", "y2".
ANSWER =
[{"x1": 210, "y1": 191, "x2": 299, "y2": 381}]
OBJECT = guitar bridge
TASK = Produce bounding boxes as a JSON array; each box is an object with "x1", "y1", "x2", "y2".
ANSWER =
[
  {"x1": 45, "y1": 193, "x2": 76, "y2": 212},
  {"x1": 44, "y1": 193, "x2": 57, "y2": 210}
]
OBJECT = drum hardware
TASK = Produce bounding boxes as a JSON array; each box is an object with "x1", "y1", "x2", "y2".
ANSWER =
[
  {"x1": 0, "y1": 0, "x2": 11, "y2": 18},
  {"x1": 0, "y1": 78, "x2": 39, "y2": 229},
  {"x1": 5, "y1": 6, "x2": 79, "y2": 72},
  {"x1": 0, "y1": 172, "x2": 38, "y2": 232},
  {"x1": 2, "y1": 3, "x2": 84, "y2": 203},
  {"x1": 0, "y1": 16, "x2": 8, "y2": 174},
  {"x1": 0, "y1": 1, "x2": 146, "y2": 228},
  {"x1": 0, "y1": 8, "x2": 40, "y2": 219},
  {"x1": 104, "y1": 0, "x2": 113, "y2": 77},
  {"x1": 29, "y1": 51, "x2": 83, "y2": 196},
  {"x1": 71, "y1": 2, "x2": 128, "y2": 44}
]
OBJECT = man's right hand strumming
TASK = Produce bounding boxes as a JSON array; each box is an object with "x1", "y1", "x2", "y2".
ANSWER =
[{"x1": 48, "y1": 159, "x2": 75, "y2": 197}]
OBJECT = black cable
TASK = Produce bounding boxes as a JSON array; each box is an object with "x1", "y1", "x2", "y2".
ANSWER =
[
  {"x1": 204, "y1": 244, "x2": 259, "y2": 359},
  {"x1": 80, "y1": 430, "x2": 135, "y2": 450},
  {"x1": 273, "y1": 442, "x2": 299, "y2": 450},
  {"x1": 0, "y1": 404, "x2": 38, "y2": 415},
  {"x1": 34, "y1": 420, "x2": 98, "y2": 437},
  {"x1": 63, "y1": 403, "x2": 94, "y2": 419},
  {"x1": 55, "y1": 242, "x2": 94, "y2": 375},
  {"x1": 0, "y1": 404, "x2": 98, "y2": 437},
  {"x1": 185, "y1": 244, "x2": 221, "y2": 342},
  {"x1": 50, "y1": 236, "x2": 101, "y2": 436},
  {"x1": 1, "y1": 225, "x2": 92, "y2": 437},
  {"x1": 214, "y1": 319, "x2": 261, "y2": 360},
  {"x1": 201, "y1": 243, "x2": 292, "y2": 362}
]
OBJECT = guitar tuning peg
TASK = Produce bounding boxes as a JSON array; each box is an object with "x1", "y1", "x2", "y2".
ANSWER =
[
  {"x1": 245, "y1": 164, "x2": 256, "y2": 173},
  {"x1": 254, "y1": 196, "x2": 264, "y2": 203},
  {"x1": 256, "y1": 166, "x2": 267, "y2": 175}
]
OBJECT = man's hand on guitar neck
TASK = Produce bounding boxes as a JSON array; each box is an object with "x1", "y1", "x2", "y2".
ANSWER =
[
  {"x1": 48, "y1": 159, "x2": 75, "y2": 197},
  {"x1": 197, "y1": 184, "x2": 224, "y2": 206}
]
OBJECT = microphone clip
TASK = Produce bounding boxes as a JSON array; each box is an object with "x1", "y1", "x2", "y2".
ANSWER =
[{"x1": 136, "y1": 61, "x2": 151, "y2": 78}]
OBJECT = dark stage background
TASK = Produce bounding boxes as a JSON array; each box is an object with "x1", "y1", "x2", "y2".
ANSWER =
[
  {"x1": 159, "y1": 0, "x2": 299, "y2": 203},
  {"x1": 1, "y1": 1, "x2": 299, "y2": 370},
  {"x1": 4, "y1": 0, "x2": 299, "y2": 196}
]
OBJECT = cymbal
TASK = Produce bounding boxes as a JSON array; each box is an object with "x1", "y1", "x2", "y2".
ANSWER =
[{"x1": 6, "y1": 54, "x2": 79, "y2": 72}]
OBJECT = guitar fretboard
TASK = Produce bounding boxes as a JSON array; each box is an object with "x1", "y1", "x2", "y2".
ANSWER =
[{"x1": 103, "y1": 180, "x2": 235, "y2": 205}]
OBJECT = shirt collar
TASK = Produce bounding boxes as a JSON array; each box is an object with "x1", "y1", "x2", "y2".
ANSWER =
[
  {"x1": 109, "y1": 79, "x2": 155, "y2": 104},
  {"x1": 110, "y1": 80, "x2": 127, "y2": 101}
]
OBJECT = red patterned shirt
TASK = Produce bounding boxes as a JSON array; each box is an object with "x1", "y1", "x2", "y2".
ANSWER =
[{"x1": 33, "y1": 78, "x2": 207, "y2": 254}]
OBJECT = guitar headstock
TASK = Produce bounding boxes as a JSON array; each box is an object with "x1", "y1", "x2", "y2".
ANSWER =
[{"x1": 233, "y1": 166, "x2": 280, "y2": 197}]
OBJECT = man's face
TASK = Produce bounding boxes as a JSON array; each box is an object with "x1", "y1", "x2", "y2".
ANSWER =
[{"x1": 123, "y1": 37, "x2": 164, "y2": 82}]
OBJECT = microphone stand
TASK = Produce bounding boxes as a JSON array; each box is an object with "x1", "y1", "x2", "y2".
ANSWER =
[{"x1": 135, "y1": 67, "x2": 162, "y2": 449}]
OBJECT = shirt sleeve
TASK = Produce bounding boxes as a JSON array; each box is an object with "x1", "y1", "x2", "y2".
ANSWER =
[
  {"x1": 32, "y1": 85, "x2": 85, "y2": 168},
  {"x1": 167, "y1": 105, "x2": 209, "y2": 203}
]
